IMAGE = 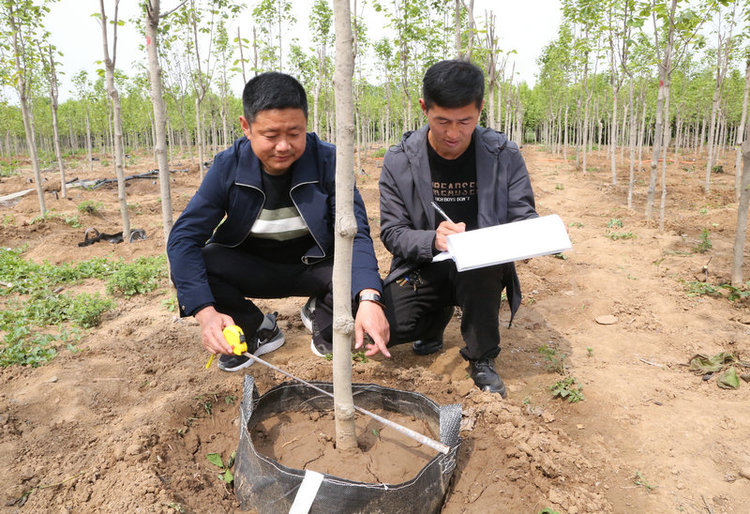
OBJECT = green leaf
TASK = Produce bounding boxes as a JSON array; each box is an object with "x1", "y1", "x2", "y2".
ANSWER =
[
  {"x1": 222, "y1": 468, "x2": 234, "y2": 483},
  {"x1": 206, "y1": 453, "x2": 224, "y2": 468},
  {"x1": 718, "y1": 367, "x2": 740, "y2": 390}
]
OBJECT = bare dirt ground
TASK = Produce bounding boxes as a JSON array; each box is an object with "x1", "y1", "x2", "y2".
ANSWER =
[{"x1": 1, "y1": 142, "x2": 749, "y2": 513}]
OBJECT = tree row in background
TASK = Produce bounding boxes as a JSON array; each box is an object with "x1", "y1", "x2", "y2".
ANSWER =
[{"x1": 1, "y1": 0, "x2": 749, "y2": 282}]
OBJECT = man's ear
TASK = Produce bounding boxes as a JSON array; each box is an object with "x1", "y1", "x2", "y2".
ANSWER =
[
  {"x1": 239, "y1": 116, "x2": 251, "y2": 138},
  {"x1": 419, "y1": 98, "x2": 428, "y2": 115}
]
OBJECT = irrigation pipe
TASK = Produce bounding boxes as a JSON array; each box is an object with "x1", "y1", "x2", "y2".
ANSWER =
[{"x1": 243, "y1": 352, "x2": 451, "y2": 455}]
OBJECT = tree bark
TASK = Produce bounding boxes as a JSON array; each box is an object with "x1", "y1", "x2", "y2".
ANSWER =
[
  {"x1": 45, "y1": 45, "x2": 66, "y2": 198},
  {"x1": 145, "y1": 0, "x2": 174, "y2": 244},
  {"x1": 646, "y1": 0, "x2": 676, "y2": 221},
  {"x1": 332, "y1": 0, "x2": 357, "y2": 451},
  {"x1": 731, "y1": 57, "x2": 750, "y2": 286},
  {"x1": 735, "y1": 56, "x2": 750, "y2": 201},
  {"x1": 99, "y1": 0, "x2": 130, "y2": 241},
  {"x1": 7, "y1": 4, "x2": 45, "y2": 215}
]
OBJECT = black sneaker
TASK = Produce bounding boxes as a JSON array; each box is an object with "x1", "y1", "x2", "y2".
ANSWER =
[
  {"x1": 310, "y1": 338, "x2": 332, "y2": 358},
  {"x1": 217, "y1": 312, "x2": 285, "y2": 372},
  {"x1": 301, "y1": 297, "x2": 315, "y2": 333},
  {"x1": 412, "y1": 338, "x2": 443, "y2": 355},
  {"x1": 217, "y1": 353, "x2": 253, "y2": 372},
  {"x1": 469, "y1": 359, "x2": 507, "y2": 398}
]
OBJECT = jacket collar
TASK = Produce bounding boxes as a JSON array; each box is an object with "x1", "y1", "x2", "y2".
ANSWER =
[
  {"x1": 401, "y1": 125, "x2": 508, "y2": 227},
  {"x1": 234, "y1": 133, "x2": 322, "y2": 188}
]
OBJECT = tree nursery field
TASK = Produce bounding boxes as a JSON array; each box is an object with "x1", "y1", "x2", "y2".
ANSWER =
[{"x1": 0, "y1": 144, "x2": 748, "y2": 513}]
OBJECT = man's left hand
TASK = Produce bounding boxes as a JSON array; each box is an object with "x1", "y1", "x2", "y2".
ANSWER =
[{"x1": 354, "y1": 292, "x2": 391, "y2": 358}]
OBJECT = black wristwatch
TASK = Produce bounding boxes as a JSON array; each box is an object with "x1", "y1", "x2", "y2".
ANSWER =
[{"x1": 359, "y1": 291, "x2": 385, "y2": 308}]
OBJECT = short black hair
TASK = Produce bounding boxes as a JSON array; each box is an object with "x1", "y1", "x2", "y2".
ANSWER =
[
  {"x1": 422, "y1": 60, "x2": 484, "y2": 111},
  {"x1": 242, "y1": 72, "x2": 308, "y2": 123}
]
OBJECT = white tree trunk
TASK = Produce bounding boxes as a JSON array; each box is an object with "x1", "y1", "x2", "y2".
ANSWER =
[
  {"x1": 731, "y1": 58, "x2": 750, "y2": 286},
  {"x1": 332, "y1": 0, "x2": 357, "y2": 451},
  {"x1": 99, "y1": 0, "x2": 130, "y2": 240},
  {"x1": 735, "y1": 59, "x2": 750, "y2": 200},
  {"x1": 146, "y1": 0, "x2": 174, "y2": 244}
]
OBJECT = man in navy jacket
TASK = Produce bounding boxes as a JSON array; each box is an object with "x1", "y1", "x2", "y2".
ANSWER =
[
  {"x1": 168, "y1": 72, "x2": 389, "y2": 371},
  {"x1": 375, "y1": 60, "x2": 537, "y2": 397}
]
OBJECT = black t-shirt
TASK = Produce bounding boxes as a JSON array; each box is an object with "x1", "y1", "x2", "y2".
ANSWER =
[
  {"x1": 427, "y1": 135, "x2": 478, "y2": 230},
  {"x1": 241, "y1": 169, "x2": 315, "y2": 263}
]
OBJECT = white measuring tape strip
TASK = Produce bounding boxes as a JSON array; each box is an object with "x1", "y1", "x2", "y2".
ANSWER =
[{"x1": 288, "y1": 469, "x2": 325, "y2": 514}]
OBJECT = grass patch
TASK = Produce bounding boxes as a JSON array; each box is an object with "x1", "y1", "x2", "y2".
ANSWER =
[
  {"x1": 0, "y1": 248, "x2": 167, "y2": 367},
  {"x1": 106, "y1": 255, "x2": 168, "y2": 297},
  {"x1": 29, "y1": 209, "x2": 82, "y2": 229},
  {"x1": 77, "y1": 200, "x2": 104, "y2": 215}
]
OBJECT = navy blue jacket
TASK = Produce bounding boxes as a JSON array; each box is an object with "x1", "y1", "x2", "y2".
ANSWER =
[
  {"x1": 379, "y1": 126, "x2": 537, "y2": 323},
  {"x1": 167, "y1": 133, "x2": 382, "y2": 317}
]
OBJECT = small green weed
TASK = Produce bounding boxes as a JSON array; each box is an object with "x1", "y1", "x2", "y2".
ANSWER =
[
  {"x1": 569, "y1": 222, "x2": 583, "y2": 228},
  {"x1": 555, "y1": 183, "x2": 564, "y2": 190},
  {"x1": 539, "y1": 509, "x2": 561, "y2": 514},
  {"x1": 77, "y1": 200, "x2": 104, "y2": 215},
  {"x1": 553, "y1": 253, "x2": 568, "y2": 260},
  {"x1": 685, "y1": 281, "x2": 750, "y2": 302},
  {"x1": 3, "y1": 214, "x2": 15, "y2": 226},
  {"x1": 607, "y1": 218, "x2": 623, "y2": 229},
  {"x1": 538, "y1": 344, "x2": 566, "y2": 374},
  {"x1": 633, "y1": 470, "x2": 656, "y2": 491},
  {"x1": 207, "y1": 451, "x2": 236, "y2": 485},
  {"x1": 586, "y1": 347, "x2": 593, "y2": 357},
  {"x1": 352, "y1": 349, "x2": 369, "y2": 363},
  {"x1": 605, "y1": 231, "x2": 636, "y2": 241},
  {"x1": 161, "y1": 295, "x2": 178, "y2": 312},
  {"x1": 549, "y1": 376, "x2": 584, "y2": 403},
  {"x1": 693, "y1": 229, "x2": 712, "y2": 253}
]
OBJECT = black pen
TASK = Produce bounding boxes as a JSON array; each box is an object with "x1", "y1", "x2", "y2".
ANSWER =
[{"x1": 431, "y1": 201, "x2": 455, "y2": 224}]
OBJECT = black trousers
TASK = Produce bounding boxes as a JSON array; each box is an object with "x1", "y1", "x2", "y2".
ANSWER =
[
  {"x1": 202, "y1": 244, "x2": 333, "y2": 345},
  {"x1": 383, "y1": 260, "x2": 507, "y2": 361}
]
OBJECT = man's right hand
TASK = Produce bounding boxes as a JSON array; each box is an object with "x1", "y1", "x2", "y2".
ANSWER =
[
  {"x1": 434, "y1": 220, "x2": 466, "y2": 251},
  {"x1": 195, "y1": 306, "x2": 235, "y2": 355}
]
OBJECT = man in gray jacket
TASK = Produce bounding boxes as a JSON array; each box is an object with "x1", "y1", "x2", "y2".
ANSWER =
[{"x1": 373, "y1": 60, "x2": 537, "y2": 397}]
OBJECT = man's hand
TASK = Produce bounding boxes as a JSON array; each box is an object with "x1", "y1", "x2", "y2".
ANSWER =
[
  {"x1": 195, "y1": 306, "x2": 235, "y2": 355},
  {"x1": 354, "y1": 290, "x2": 391, "y2": 358},
  {"x1": 434, "y1": 220, "x2": 466, "y2": 251}
]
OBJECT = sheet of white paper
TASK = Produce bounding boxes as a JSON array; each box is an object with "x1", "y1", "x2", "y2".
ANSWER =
[
  {"x1": 431, "y1": 251, "x2": 453, "y2": 263},
  {"x1": 444, "y1": 214, "x2": 571, "y2": 271}
]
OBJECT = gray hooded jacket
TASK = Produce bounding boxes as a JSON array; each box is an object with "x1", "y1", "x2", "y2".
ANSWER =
[{"x1": 378, "y1": 125, "x2": 537, "y2": 323}]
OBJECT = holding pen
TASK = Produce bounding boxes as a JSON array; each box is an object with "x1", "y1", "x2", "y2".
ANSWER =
[
  {"x1": 431, "y1": 201, "x2": 455, "y2": 224},
  {"x1": 432, "y1": 201, "x2": 465, "y2": 252}
]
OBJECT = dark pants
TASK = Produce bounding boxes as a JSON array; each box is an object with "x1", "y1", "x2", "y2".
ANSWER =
[
  {"x1": 383, "y1": 260, "x2": 506, "y2": 361},
  {"x1": 202, "y1": 244, "x2": 333, "y2": 346}
]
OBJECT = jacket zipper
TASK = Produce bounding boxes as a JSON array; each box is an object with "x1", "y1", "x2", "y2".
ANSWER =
[
  {"x1": 290, "y1": 180, "x2": 326, "y2": 264},
  {"x1": 234, "y1": 182, "x2": 266, "y2": 247}
]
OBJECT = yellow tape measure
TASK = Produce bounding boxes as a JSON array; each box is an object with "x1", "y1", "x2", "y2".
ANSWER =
[{"x1": 205, "y1": 325, "x2": 248, "y2": 369}]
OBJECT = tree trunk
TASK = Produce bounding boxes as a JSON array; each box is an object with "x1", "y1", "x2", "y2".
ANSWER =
[
  {"x1": 627, "y1": 78, "x2": 636, "y2": 209},
  {"x1": 46, "y1": 47, "x2": 66, "y2": 199},
  {"x1": 8, "y1": 5, "x2": 45, "y2": 215},
  {"x1": 646, "y1": 0, "x2": 676, "y2": 220},
  {"x1": 332, "y1": 0, "x2": 357, "y2": 451},
  {"x1": 735, "y1": 57, "x2": 750, "y2": 201},
  {"x1": 659, "y1": 77, "x2": 672, "y2": 232},
  {"x1": 99, "y1": 0, "x2": 130, "y2": 240},
  {"x1": 146, "y1": 0, "x2": 174, "y2": 244},
  {"x1": 731, "y1": 133, "x2": 750, "y2": 287}
]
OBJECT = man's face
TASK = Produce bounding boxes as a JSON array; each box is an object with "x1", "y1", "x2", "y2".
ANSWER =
[
  {"x1": 420, "y1": 99, "x2": 482, "y2": 160},
  {"x1": 240, "y1": 108, "x2": 307, "y2": 175}
]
